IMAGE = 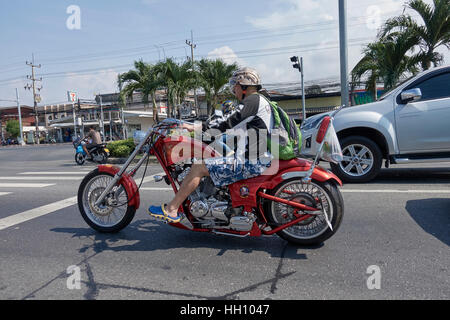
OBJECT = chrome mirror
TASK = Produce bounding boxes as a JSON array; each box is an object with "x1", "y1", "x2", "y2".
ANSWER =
[{"x1": 401, "y1": 88, "x2": 422, "y2": 103}]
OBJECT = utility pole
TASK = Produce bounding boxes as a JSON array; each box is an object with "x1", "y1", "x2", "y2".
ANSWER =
[
  {"x1": 290, "y1": 56, "x2": 306, "y2": 122},
  {"x1": 339, "y1": 0, "x2": 349, "y2": 108},
  {"x1": 186, "y1": 30, "x2": 198, "y2": 117},
  {"x1": 25, "y1": 55, "x2": 42, "y2": 144}
]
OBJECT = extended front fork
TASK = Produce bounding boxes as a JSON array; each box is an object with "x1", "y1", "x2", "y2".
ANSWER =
[{"x1": 94, "y1": 131, "x2": 155, "y2": 207}]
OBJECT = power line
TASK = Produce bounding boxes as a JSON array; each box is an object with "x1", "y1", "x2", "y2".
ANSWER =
[
  {"x1": 0, "y1": 38, "x2": 371, "y2": 87},
  {"x1": 0, "y1": 8, "x2": 418, "y2": 74}
]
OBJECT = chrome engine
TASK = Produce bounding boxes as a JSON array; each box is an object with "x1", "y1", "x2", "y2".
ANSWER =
[{"x1": 174, "y1": 165, "x2": 256, "y2": 232}]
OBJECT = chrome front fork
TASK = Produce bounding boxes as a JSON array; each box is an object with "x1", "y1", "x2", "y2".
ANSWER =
[{"x1": 94, "y1": 130, "x2": 154, "y2": 207}]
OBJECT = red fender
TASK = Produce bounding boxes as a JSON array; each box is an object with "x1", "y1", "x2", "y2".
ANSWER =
[
  {"x1": 229, "y1": 158, "x2": 342, "y2": 210},
  {"x1": 97, "y1": 165, "x2": 140, "y2": 210}
]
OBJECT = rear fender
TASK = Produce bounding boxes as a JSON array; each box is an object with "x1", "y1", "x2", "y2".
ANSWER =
[
  {"x1": 229, "y1": 165, "x2": 342, "y2": 209},
  {"x1": 262, "y1": 166, "x2": 343, "y2": 190},
  {"x1": 97, "y1": 165, "x2": 140, "y2": 210}
]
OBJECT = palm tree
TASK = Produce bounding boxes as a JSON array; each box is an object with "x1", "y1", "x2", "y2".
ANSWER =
[
  {"x1": 379, "y1": 0, "x2": 450, "y2": 70},
  {"x1": 154, "y1": 58, "x2": 196, "y2": 118},
  {"x1": 352, "y1": 31, "x2": 421, "y2": 101},
  {"x1": 196, "y1": 58, "x2": 238, "y2": 116},
  {"x1": 351, "y1": 42, "x2": 382, "y2": 102},
  {"x1": 119, "y1": 60, "x2": 162, "y2": 122}
]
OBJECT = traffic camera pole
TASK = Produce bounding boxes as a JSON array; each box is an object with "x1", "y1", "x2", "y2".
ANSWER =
[
  {"x1": 339, "y1": 0, "x2": 349, "y2": 108},
  {"x1": 290, "y1": 56, "x2": 306, "y2": 123}
]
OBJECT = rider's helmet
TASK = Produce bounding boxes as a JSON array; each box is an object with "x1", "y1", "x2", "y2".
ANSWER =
[
  {"x1": 228, "y1": 67, "x2": 262, "y2": 94},
  {"x1": 221, "y1": 100, "x2": 235, "y2": 117}
]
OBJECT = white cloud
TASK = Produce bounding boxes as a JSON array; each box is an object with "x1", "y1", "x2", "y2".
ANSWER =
[
  {"x1": 62, "y1": 69, "x2": 119, "y2": 99},
  {"x1": 245, "y1": 0, "x2": 325, "y2": 29},
  {"x1": 240, "y1": 0, "x2": 415, "y2": 85},
  {"x1": 207, "y1": 46, "x2": 246, "y2": 67}
]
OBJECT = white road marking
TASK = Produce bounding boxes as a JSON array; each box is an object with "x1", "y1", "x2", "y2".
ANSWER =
[
  {"x1": 139, "y1": 172, "x2": 167, "y2": 184},
  {"x1": 0, "y1": 196, "x2": 77, "y2": 231},
  {"x1": 341, "y1": 189, "x2": 450, "y2": 194},
  {"x1": 0, "y1": 183, "x2": 55, "y2": 188},
  {"x1": 140, "y1": 187, "x2": 173, "y2": 191},
  {"x1": 0, "y1": 177, "x2": 82, "y2": 181},
  {"x1": 0, "y1": 192, "x2": 12, "y2": 196},
  {"x1": 19, "y1": 171, "x2": 90, "y2": 175}
]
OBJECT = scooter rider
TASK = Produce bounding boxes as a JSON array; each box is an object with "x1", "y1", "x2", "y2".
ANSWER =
[
  {"x1": 83, "y1": 125, "x2": 102, "y2": 159},
  {"x1": 148, "y1": 67, "x2": 274, "y2": 223}
]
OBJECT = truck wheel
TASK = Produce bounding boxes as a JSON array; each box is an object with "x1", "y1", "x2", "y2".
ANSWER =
[{"x1": 330, "y1": 135, "x2": 382, "y2": 183}]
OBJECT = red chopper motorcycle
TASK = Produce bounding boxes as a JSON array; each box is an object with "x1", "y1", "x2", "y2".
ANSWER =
[{"x1": 77, "y1": 112, "x2": 344, "y2": 246}]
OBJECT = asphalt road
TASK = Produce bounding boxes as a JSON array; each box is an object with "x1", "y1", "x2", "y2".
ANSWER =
[{"x1": 0, "y1": 143, "x2": 448, "y2": 300}]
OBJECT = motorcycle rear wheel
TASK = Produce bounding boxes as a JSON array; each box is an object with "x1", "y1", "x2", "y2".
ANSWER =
[
  {"x1": 77, "y1": 169, "x2": 136, "y2": 233},
  {"x1": 265, "y1": 178, "x2": 344, "y2": 246}
]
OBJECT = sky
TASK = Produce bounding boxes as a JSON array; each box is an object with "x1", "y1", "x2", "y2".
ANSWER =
[{"x1": 0, "y1": 0, "x2": 448, "y2": 107}]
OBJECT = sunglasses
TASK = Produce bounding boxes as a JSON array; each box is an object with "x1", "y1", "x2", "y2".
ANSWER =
[{"x1": 229, "y1": 80, "x2": 239, "y2": 95}]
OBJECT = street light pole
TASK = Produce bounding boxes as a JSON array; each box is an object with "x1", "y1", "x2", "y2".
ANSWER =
[
  {"x1": 99, "y1": 94, "x2": 105, "y2": 142},
  {"x1": 339, "y1": 0, "x2": 349, "y2": 108},
  {"x1": 15, "y1": 88, "x2": 24, "y2": 145}
]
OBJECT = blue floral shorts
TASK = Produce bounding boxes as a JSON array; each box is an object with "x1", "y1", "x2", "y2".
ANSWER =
[{"x1": 204, "y1": 156, "x2": 272, "y2": 187}]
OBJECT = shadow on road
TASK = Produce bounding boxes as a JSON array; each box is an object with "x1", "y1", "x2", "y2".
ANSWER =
[
  {"x1": 50, "y1": 219, "x2": 318, "y2": 260},
  {"x1": 372, "y1": 167, "x2": 450, "y2": 184},
  {"x1": 405, "y1": 198, "x2": 450, "y2": 246}
]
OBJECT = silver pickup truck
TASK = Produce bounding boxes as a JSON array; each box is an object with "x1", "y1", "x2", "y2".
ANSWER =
[{"x1": 300, "y1": 65, "x2": 450, "y2": 183}]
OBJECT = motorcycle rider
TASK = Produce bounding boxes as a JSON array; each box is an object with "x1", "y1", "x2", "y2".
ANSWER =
[
  {"x1": 83, "y1": 125, "x2": 102, "y2": 159},
  {"x1": 148, "y1": 67, "x2": 274, "y2": 223}
]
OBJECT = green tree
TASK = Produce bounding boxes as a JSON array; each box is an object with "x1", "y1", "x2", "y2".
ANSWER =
[
  {"x1": 379, "y1": 0, "x2": 450, "y2": 70},
  {"x1": 155, "y1": 58, "x2": 196, "y2": 118},
  {"x1": 196, "y1": 58, "x2": 238, "y2": 116},
  {"x1": 119, "y1": 60, "x2": 162, "y2": 123},
  {"x1": 351, "y1": 31, "x2": 420, "y2": 100},
  {"x1": 6, "y1": 120, "x2": 20, "y2": 138}
]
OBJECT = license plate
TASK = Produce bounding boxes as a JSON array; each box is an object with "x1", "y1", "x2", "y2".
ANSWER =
[{"x1": 104, "y1": 148, "x2": 109, "y2": 153}]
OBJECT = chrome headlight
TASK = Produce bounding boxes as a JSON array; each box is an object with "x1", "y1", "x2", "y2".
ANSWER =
[
  {"x1": 133, "y1": 130, "x2": 147, "y2": 145},
  {"x1": 301, "y1": 113, "x2": 329, "y2": 131}
]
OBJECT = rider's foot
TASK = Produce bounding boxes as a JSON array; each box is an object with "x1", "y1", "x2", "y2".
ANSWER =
[{"x1": 148, "y1": 204, "x2": 182, "y2": 223}]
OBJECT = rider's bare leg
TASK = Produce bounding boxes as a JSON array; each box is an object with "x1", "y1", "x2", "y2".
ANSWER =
[
  {"x1": 165, "y1": 163, "x2": 209, "y2": 217},
  {"x1": 83, "y1": 145, "x2": 90, "y2": 158}
]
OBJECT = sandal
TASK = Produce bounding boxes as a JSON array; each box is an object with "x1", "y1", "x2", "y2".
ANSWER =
[{"x1": 148, "y1": 204, "x2": 182, "y2": 223}]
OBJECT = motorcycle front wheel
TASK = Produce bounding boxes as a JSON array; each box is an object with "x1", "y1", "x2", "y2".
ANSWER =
[
  {"x1": 75, "y1": 152, "x2": 85, "y2": 165},
  {"x1": 265, "y1": 178, "x2": 344, "y2": 246},
  {"x1": 77, "y1": 169, "x2": 136, "y2": 233}
]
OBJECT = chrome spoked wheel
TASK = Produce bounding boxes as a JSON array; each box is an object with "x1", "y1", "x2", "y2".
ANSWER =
[
  {"x1": 339, "y1": 144, "x2": 374, "y2": 177},
  {"x1": 78, "y1": 170, "x2": 136, "y2": 233},
  {"x1": 270, "y1": 180, "x2": 333, "y2": 240}
]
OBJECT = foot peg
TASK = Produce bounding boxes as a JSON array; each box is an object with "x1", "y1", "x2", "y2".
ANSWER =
[{"x1": 154, "y1": 175, "x2": 170, "y2": 185}]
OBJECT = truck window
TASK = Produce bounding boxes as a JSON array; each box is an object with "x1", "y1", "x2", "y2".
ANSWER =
[{"x1": 414, "y1": 72, "x2": 450, "y2": 101}]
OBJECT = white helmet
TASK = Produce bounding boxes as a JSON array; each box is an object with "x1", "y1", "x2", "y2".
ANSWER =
[{"x1": 228, "y1": 67, "x2": 262, "y2": 90}]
